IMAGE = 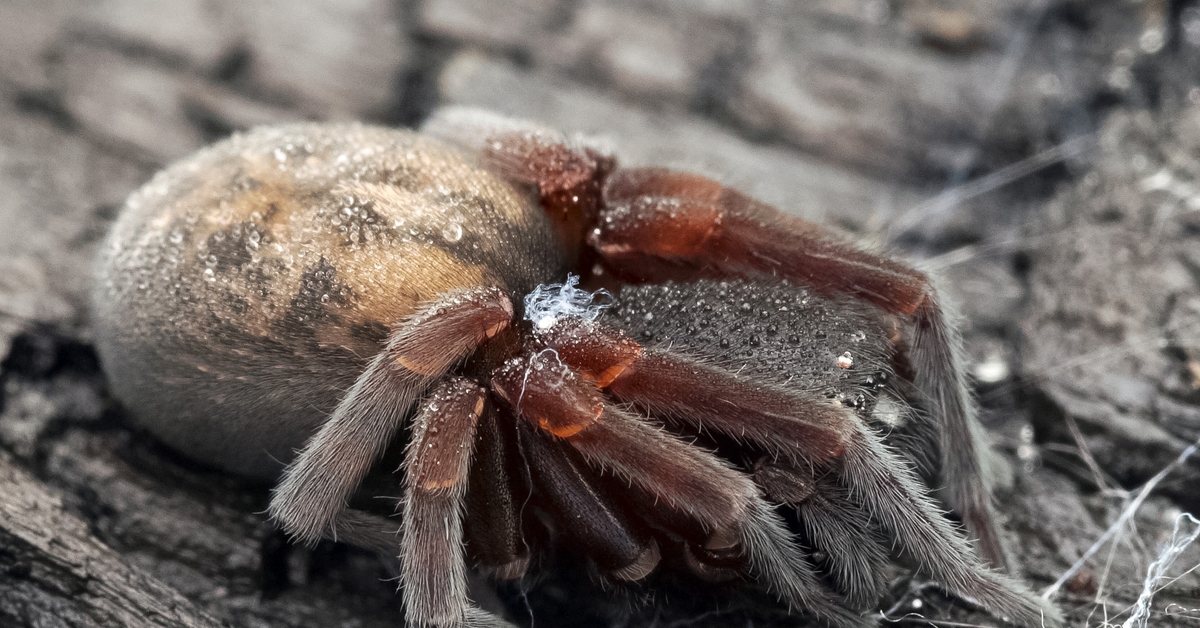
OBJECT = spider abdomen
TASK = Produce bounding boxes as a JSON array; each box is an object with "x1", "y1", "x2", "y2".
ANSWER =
[{"x1": 92, "y1": 123, "x2": 565, "y2": 478}]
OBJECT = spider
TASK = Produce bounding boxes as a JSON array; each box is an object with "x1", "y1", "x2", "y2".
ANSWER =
[{"x1": 91, "y1": 107, "x2": 1061, "y2": 628}]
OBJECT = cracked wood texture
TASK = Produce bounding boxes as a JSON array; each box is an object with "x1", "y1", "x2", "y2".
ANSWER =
[
  {"x1": 2, "y1": 0, "x2": 1200, "y2": 627},
  {"x1": 0, "y1": 452, "x2": 222, "y2": 628}
]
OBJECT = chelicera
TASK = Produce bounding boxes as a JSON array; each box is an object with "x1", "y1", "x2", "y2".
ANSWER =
[{"x1": 91, "y1": 107, "x2": 1061, "y2": 628}]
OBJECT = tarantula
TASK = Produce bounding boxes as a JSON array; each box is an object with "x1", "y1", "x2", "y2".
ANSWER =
[{"x1": 91, "y1": 107, "x2": 1061, "y2": 628}]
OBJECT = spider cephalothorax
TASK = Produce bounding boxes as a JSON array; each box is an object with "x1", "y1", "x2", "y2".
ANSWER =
[{"x1": 92, "y1": 108, "x2": 1061, "y2": 628}]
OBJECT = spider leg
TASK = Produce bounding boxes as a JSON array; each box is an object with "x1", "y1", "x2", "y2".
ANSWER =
[
  {"x1": 755, "y1": 461, "x2": 890, "y2": 611},
  {"x1": 463, "y1": 402, "x2": 531, "y2": 580},
  {"x1": 591, "y1": 168, "x2": 1003, "y2": 570},
  {"x1": 516, "y1": 418, "x2": 660, "y2": 580},
  {"x1": 323, "y1": 508, "x2": 404, "y2": 558},
  {"x1": 269, "y1": 287, "x2": 512, "y2": 547},
  {"x1": 537, "y1": 319, "x2": 1059, "y2": 626},
  {"x1": 536, "y1": 318, "x2": 855, "y2": 466},
  {"x1": 491, "y1": 351, "x2": 871, "y2": 628},
  {"x1": 839, "y1": 426, "x2": 1062, "y2": 627},
  {"x1": 399, "y1": 376, "x2": 494, "y2": 628}
]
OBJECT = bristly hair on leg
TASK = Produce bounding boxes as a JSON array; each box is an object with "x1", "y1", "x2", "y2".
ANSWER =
[
  {"x1": 839, "y1": 423, "x2": 1063, "y2": 628},
  {"x1": 795, "y1": 480, "x2": 891, "y2": 610},
  {"x1": 738, "y1": 497, "x2": 873, "y2": 628},
  {"x1": 400, "y1": 378, "x2": 485, "y2": 627},
  {"x1": 909, "y1": 283, "x2": 1009, "y2": 572}
]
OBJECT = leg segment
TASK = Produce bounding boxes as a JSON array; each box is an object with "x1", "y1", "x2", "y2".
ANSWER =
[
  {"x1": 755, "y1": 461, "x2": 890, "y2": 611},
  {"x1": 517, "y1": 419, "x2": 659, "y2": 580},
  {"x1": 491, "y1": 350, "x2": 869, "y2": 628},
  {"x1": 463, "y1": 403, "x2": 530, "y2": 580},
  {"x1": 535, "y1": 318, "x2": 855, "y2": 466},
  {"x1": 839, "y1": 426, "x2": 1062, "y2": 627},
  {"x1": 491, "y1": 350, "x2": 749, "y2": 532},
  {"x1": 269, "y1": 287, "x2": 512, "y2": 547},
  {"x1": 591, "y1": 167, "x2": 1004, "y2": 569},
  {"x1": 400, "y1": 377, "x2": 486, "y2": 627}
]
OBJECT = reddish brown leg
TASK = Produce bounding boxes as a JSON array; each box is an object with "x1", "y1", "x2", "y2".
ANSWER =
[
  {"x1": 491, "y1": 350, "x2": 870, "y2": 628},
  {"x1": 421, "y1": 107, "x2": 615, "y2": 269},
  {"x1": 269, "y1": 287, "x2": 512, "y2": 547},
  {"x1": 591, "y1": 167, "x2": 1004, "y2": 570},
  {"x1": 491, "y1": 350, "x2": 749, "y2": 532},
  {"x1": 400, "y1": 377, "x2": 488, "y2": 627},
  {"x1": 537, "y1": 318, "x2": 856, "y2": 466},
  {"x1": 535, "y1": 317, "x2": 1059, "y2": 626}
]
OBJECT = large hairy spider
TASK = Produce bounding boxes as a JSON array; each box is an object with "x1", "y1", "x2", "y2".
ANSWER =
[{"x1": 92, "y1": 108, "x2": 1061, "y2": 628}]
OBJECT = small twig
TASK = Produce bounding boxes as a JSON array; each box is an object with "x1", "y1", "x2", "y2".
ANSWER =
[
  {"x1": 1093, "y1": 512, "x2": 1123, "y2": 604},
  {"x1": 1043, "y1": 435, "x2": 1200, "y2": 599},
  {"x1": 883, "y1": 580, "x2": 940, "y2": 617}
]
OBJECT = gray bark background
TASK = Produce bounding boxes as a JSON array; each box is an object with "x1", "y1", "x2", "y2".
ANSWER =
[{"x1": 1, "y1": 0, "x2": 1199, "y2": 626}]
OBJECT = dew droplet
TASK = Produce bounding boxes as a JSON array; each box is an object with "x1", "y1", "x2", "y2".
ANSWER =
[{"x1": 441, "y1": 222, "x2": 463, "y2": 243}]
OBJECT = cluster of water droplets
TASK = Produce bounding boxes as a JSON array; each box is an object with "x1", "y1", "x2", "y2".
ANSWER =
[{"x1": 608, "y1": 280, "x2": 894, "y2": 415}]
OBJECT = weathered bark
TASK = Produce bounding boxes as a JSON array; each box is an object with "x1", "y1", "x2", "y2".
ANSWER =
[{"x1": 0, "y1": 452, "x2": 223, "y2": 628}]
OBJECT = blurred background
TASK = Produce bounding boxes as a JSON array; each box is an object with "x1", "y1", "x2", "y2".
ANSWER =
[{"x1": 2, "y1": 1, "x2": 1200, "y2": 626}]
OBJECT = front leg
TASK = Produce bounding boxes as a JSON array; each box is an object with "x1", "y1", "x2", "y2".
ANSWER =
[
  {"x1": 591, "y1": 167, "x2": 1004, "y2": 570},
  {"x1": 400, "y1": 377, "x2": 491, "y2": 627},
  {"x1": 268, "y1": 287, "x2": 512, "y2": 547}
]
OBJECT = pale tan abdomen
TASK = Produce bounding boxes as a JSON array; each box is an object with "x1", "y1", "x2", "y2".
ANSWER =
[{"x1": 92, "y1": 123, "x2": 565, "y2": 478}]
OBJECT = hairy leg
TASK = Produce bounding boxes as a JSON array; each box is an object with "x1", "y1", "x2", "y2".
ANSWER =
[
  {"x1": 535, "y1": 318, "x2": 855, "y2": 465},
  {"x1": 591, "y1": 168, "x2": 1003, "y2": 569},
  {"x1": 839, "y1": 425, "x2": 1061, "y2": 627},
  {"x1": 516, "y1": 419, "x2": 659, "y2": 579},
  {"x1": 269, "y1": 287, "x2": 512, "y2": 546},
  {"x1": 400, "y1": 377, "x2": 486, "y2": 627},
  {"x1": 755, "y1": 461, "x2": 890, "y2": 611},
  {"x1": 462, "y1": 403, "x2": 530, "y2": 580},
  {"x1": 491, "y1": 350, "x2": 869, "y2": 628}
]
